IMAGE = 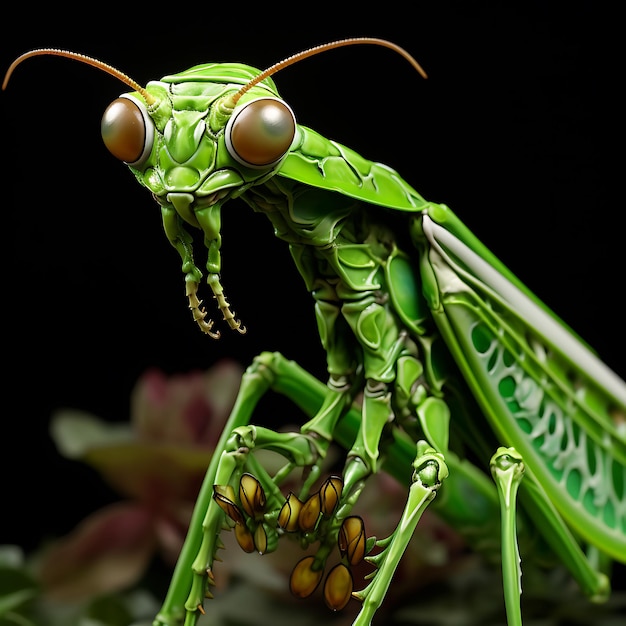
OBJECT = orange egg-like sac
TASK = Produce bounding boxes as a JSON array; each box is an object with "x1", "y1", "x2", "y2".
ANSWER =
[
  {"x1": 289, "y1": 555, "x2": 323, "y2": 598},
  {"x1": 213, "y1": 485, "x2": 244, "y2": 524},
  {"x1": 298, "y1": 492, "x2": 321, "y2": 532},
  {"x1": 319, "y1": 476, "x2": 343, "y2": 515},
  {"x1": 101, "y1": 97, "x2": 147, "y2": 164},
  {"x1": 278, "y1": 493, "x2": 304, "y2": 532},
  {"x1": 227, "y1": 97, "x2": 295, "y2": 168},
  {"x1": 253, "y1": 523, "x2": 268, "y2": 554},
  {"x1": 239, "y1": 473, "x2": 266, "y2": 520},
  {"x1": 234, "y1": 522, "x2": 256, "y2": 553},
  {"x1": 338, "y1": 516, "x2": 366, "y2": 565},
  {"x1": 323, "y1": 563, "x2": 353, "y2": 611}
]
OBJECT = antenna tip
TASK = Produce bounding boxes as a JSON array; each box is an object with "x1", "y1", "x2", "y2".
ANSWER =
[{"x1": 3, "y1": 62, "x2": 18, "y2": 90}]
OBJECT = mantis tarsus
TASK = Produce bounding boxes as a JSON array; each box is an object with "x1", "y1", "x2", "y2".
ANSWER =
[{"x1": 4, "y1": 37, "x2": 625, "y2": 626}]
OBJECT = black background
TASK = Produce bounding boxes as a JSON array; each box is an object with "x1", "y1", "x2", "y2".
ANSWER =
[{"x1": 2, "y1": 1, "x2": 622, "y2": 575}]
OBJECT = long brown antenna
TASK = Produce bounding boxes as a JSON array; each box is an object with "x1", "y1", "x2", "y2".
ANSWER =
[
  {"x1": 232, "y1": 37, "x2": 427, "y2": 104},
  {"x1": 2, "y1": 48, "x2": 156, "y2": 105}
]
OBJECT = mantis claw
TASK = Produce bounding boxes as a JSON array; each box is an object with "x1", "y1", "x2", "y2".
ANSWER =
[
  {"x1": 185, "y1": 278, "x2": 247, "y2": 336},
  {"x1": 187, "y1": 288, "x2": 221, "y2": 338},
  {"x1": 220, "y1": 305, "x2": 246, "y2": 334},
  {"x1": 206, "y1": 273, "x2": 247, "y2": 335}
]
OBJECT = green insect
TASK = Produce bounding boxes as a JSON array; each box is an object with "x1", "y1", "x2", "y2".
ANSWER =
[{"x1": 4, "y1": 38, "x2": 625, "y2": 626}]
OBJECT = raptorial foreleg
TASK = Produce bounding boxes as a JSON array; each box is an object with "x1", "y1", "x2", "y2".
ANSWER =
[
  {"x1": 154, "y1": 351, "x2": 332, "y2": 626},
  {"x1": 350, "y1": 440, "x2": 449, "y2": 625}
]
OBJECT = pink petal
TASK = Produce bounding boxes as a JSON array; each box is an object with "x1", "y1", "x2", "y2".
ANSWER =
[
  {"x1": 131, "y1": 360, "x2": 243, "y2": 447},
  {"x1": 82, "y1": 442, "x2": 211, "y2": 502},
  {"x1": 37, "y1": 502, "x2": 156, "y2": 602}
]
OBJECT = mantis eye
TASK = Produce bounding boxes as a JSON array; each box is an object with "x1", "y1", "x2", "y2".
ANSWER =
[
  {"x1": 225, "y1": 97, "x2": 296, "y2": 168},
  {"x1": 101, "y1": 95, "x2": 153, "y2": 165}
]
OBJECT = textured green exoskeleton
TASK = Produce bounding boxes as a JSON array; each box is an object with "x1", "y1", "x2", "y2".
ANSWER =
[{"x1": 5, "y1": 40, "x2": 626, "y2": 626}]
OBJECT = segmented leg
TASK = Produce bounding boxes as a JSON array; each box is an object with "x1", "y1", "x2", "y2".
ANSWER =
[
  {"x1": 186, "y1": 280, "x2": 220, "y2": 338},
  {"x1": 186, "y1": 277, "x2": 246, "y2": 338},
  {"x1": 491, "y1": 447, "x2": 525, "y2": 626},
  {"x1": 350, "y1": 441, "x2": 448, "y2": 625},
  {"x1": 153, "y1": 352, "x2": 311, "y2": 626},
  {"x1": 159, "y1": 351, "x2": 611, "y2": 626},
  {"x1": 185, "y1": 423, "x2": 326, "y2": 620}
]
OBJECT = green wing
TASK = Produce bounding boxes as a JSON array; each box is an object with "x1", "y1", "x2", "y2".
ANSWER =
[
  {"x1": 280, "y1": 126, "x2": 429, "y2": 211},
  {"x1": 413, "y1": 203, "x2": 626, "y2": 561},
  {"x1": 278, "y1": 125, "x2": 625, "y2": 558}
]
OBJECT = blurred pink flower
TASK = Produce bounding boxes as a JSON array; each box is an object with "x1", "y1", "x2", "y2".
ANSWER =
[
  {"x1": 37, "y1": 359, "x2": 244, "y2": 603},
  {"x1": 36, "y1": 359, "x2": 466, "y2": 621}
]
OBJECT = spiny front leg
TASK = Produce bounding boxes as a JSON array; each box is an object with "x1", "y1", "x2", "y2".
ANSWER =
[
  {"x1": 207, "y1": 273, "x2": 247, "y2": 335},
  {"x1": 186, "y1": 280, "x2": 220, "y2": 338},
  {"x1": 183, "y1": 423, "x2": 329, "y2": 624},
  {"x1": 186, "y1": 276, "x2": 246, "y2": 338},
  {"x1": 349, "y1": 441, "x2": 448, "y2": 626},
  {"x1": 153, "y1": 351, "x2": 325, "y2": 626},
  {"x1": 286, "y1": 440, "x2": 449, "y2": 621}
]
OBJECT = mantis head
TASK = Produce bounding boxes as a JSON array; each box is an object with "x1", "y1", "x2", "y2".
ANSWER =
[{"x1": 4, "y1": 39, "x2": 426, "y2": 338}]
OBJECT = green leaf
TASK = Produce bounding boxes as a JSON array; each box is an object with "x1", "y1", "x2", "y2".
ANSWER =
[
  {"x1": 82, "y1": 594, "x2": 133, "y2": 626},
  {"x1": 0, "y1": 566, "x2": 38, "y2": 615},
  {"x1": 0, "y1": 560, "x2": 38, "y2": 626},
  {"x1": 0, "y1": 590, "x2": 37, "y2": 616}
]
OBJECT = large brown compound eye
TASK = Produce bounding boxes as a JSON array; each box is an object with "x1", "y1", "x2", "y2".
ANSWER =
[
  {"x1": 101, "y1": 95, "x2": 153, "y2": 165},
  {"x1": 225, "y1": 97, "x2": 296, "y2": 168}
]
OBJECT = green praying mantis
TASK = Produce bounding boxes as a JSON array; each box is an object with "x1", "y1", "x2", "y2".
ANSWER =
[{"x1": 4, "y1": 37, "x2": 626, "y2": 626}]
